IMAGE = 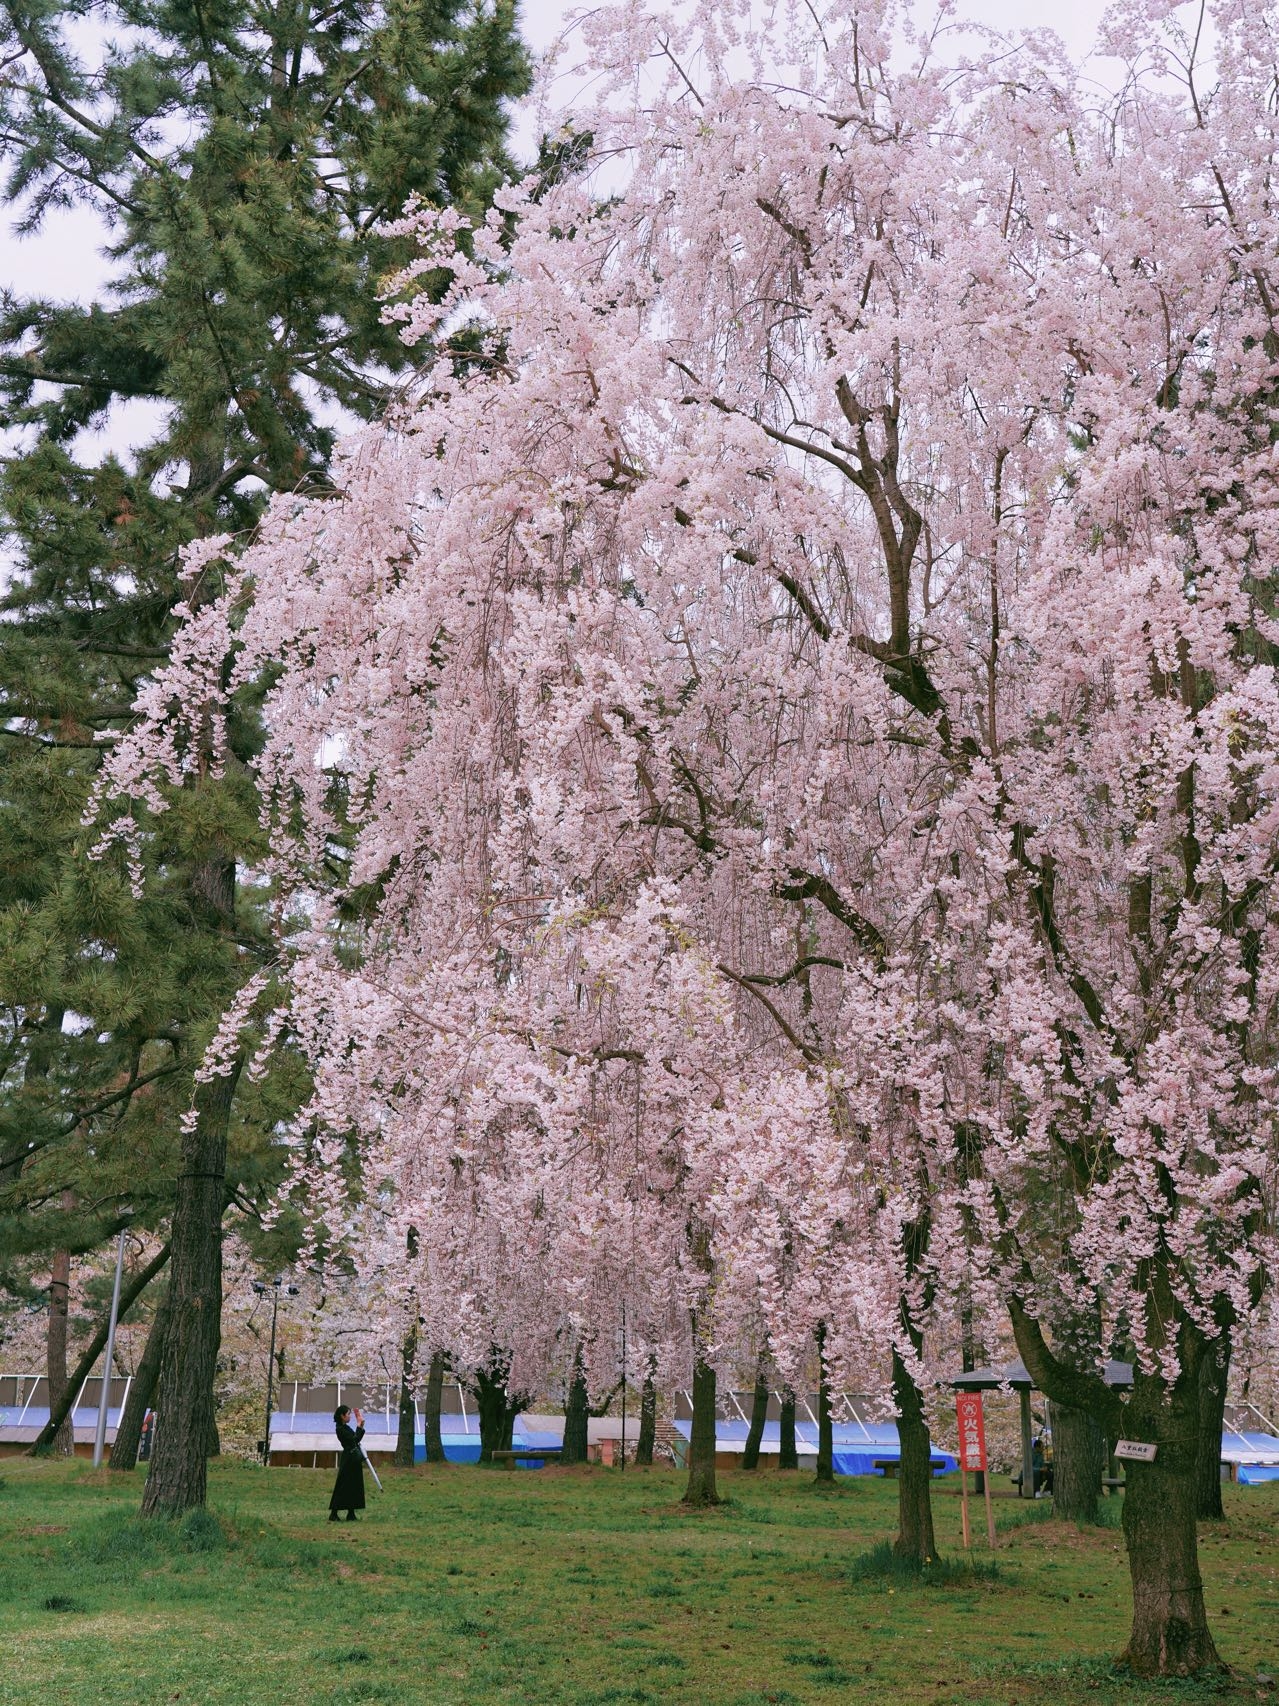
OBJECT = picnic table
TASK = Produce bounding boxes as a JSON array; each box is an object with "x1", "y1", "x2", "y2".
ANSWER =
[{"x1": 490, "y1": 1446, "x2": 563, "y2": 1469}]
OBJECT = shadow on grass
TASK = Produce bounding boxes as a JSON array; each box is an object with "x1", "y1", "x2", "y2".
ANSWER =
[{"x1": 847, "y1": 1539, "x2": 1001, "y2": 1587}]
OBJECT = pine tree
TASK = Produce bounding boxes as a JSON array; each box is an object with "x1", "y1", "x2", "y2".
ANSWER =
[{"x1": 0, "y1": 0, "x2": 529, "y2": 1509}]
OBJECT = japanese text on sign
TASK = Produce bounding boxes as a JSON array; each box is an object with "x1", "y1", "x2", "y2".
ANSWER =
[{"x1": 955, "y1": 1391, "x2": 988, "y2": 1473}]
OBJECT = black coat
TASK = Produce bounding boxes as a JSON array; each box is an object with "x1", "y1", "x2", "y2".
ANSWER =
[{"x1": 330, "y1": 1421, "x2": 367, "y2": 1512}]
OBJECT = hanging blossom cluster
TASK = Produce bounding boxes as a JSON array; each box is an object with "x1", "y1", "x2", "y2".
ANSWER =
[{"x1": 100, "y1": 0, "x2": 1279, "y2": 1424}]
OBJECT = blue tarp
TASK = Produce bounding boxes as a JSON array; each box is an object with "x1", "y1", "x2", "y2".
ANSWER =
[
  {"x1": 414, "y1": 1426, "x2": 562, "y2": 1467},
  {"x1": 671, "y1": 1418, "x2": 957, "y2": 1476},
  {"x1": 0, "y1": 1406, "x2": 126, "y2": 1429}
]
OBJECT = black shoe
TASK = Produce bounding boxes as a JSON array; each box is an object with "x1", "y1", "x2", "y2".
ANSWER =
[
  {"x1": 328, "y1": 1512, "x2": 339, "y2": 1522},
  {"x1": 345, "y1": 1512, "x2": 358, "y2": 1522}
]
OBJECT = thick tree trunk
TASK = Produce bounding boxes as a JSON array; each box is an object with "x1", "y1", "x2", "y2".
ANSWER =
[
  {"x1": 682, "y1": 1354, "x2": 719, "y2": 1507},
  {"x1": 472, "y1": 1354, "x2": 521, "y2": 1463},
  {"x1": 1195, "y1": 1335, "x2": 1228, "y2": 1522},
  {"x1": 141, "y1": 1059, "x2": 237, "y2": 1517},
  {"x1": 110, "y1": 1291, "x2": 172, "y2": 1471},
  {"x1": 778, "y1": 1388, "x2": 798, "y2": 1470},
  {"x1": 814, "y1": 1325, "x2": 834, "y2": 1485},
  {"x1": 141, "y1": 843, "x2": 238, "y2": 1519},
  {"x1": 561, "y1": 1347, "x2": 589, "y2": 1466},
  {"x1": 1119, "y1": 1371, "x2": 1220, "y2": 1676},
  {"x1": 31, "y1": 1243, "x2": 170, "y2": 1455},
  {"x1": 891, "y1": 1348, "x2": 938, "y2": 1565},
  {"x1": 741, "y1": 1365, "x2": 769, "y2": 1472},
  {"x1": 393, "y1": 1324, "x2": 418, "y2": 1469},
  {"x1": 1011, "y1": 1298, "x2": 1223, "y2": 1676},
  {"x1": 424, "y1": 1350, "x2": 446, "y2": 1463},
  {"x1": 46, "y1": 1231, "x2": 75, "y2": 1458},
  {"x1": 1053, "y1": 1404, "x2": 1105, "y2": 1525},
  {"x1": 634, "y1": 1359, "x2": 656, "y2": 1466}
]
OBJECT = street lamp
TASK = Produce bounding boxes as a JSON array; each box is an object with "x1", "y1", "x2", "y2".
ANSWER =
[
  {"x1": 92, "y1": 1225, "x2": 130, "y2": 1469},
  {"x1": 252, "y1": 1278, "x2": 298, "y2": 1465}
]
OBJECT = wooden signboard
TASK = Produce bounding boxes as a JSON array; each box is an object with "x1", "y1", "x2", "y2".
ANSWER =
[
  {"x1": 1114, "y1": 1439, "x2": 1158, "y2": 1463},
  {"x1": 956, "y1": 1391, "x2": 996, "y2": 1548}
]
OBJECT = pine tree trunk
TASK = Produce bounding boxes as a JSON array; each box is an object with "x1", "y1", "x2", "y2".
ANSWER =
[
  {"x1": 741, "y1": 1365, "x2": 769, "y2": 1472},
  {"x1": 891, "y1": 1348, "x2": 938, "y2": 1565},
  {"x1": 682, "y1": 1355, "x2": 719, "y2": 1507},
  {"x1": 1118, "y1": 1371, "x2": 1221, "y2": 1676},
  {"x1": 561, "y1": 1347, "x2": 589, "y2": 1466},
  {"x1": 424, "y1": 1351, "x2": 447, "y2": 1463},
  {"x1": 110, "y1": 1291, "x2": 172, "y2": 1471},
  {"x1": 1195, "y1": 1336, "x2": 1228, "y2": 1522},
  {"x1": 1053, "y1": 1404, "x2": 1105, "y2": 1524},
  {"x1": 814, "y1": 1325, "x2": 834, "y2": 1485},
  {"x1": 635, "y1": 1360, "x2": 656, "y2": 1466},
  {"x1": 393, "y1": 1324, "x2": 418, "y2": 1469},
  {"x1": 778, "y1": 1389, "x2": 798, "y2": 1469},
  {"x1": 141, "y1": 1043, "x2": 237, "y2": 1517},
  {"x1": 46, "y1": 1227, "x2": 75, "y2": 1458}
]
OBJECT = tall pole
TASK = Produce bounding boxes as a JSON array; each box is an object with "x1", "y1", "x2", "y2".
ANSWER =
[
  {"x1": 262, "y1": 1278, "x2": 281, "y2": 1466},
  {"x1": 620, "y1": 1300, "x2": 627, "y2": 1471},
  {"x1": 93, "y1": 1230, "x2": 128, "y2": 1468}
]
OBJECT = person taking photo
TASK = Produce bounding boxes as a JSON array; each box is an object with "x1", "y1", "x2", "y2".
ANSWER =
[{"x1": 329, "y1": 1405, "x2": 366, "y2": 1522}]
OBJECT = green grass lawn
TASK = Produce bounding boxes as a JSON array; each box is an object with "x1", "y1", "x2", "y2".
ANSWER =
[{"x1": 2, "y1": 1458, "x2": 1277, "y2": 1706}]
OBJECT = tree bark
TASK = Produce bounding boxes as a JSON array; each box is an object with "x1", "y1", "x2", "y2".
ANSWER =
[
  {"x1": 741, "y1": 1364, "x2": 769, "y2": 1472},
  {"x1": 778, "y1": 1388, "x2": 798, "y2": 1469},
  {"x1": 472, "y1": 1353, "x2": 523, "y2": 1464},
  {"x1": 682, "y1": 1353, "x2": 719, "y2": 1507},
  {"x1": 110, "y1": 1290, "x2": 172, "y2": 1471},
  {"x1": 424, "y1": 1350, "x2": 447, "y2": 1463},
  {"x1": 814, "y1": 1324, "x2": 834, "y2": 1485},
  {"x1": 141, "y1": 1052, "x2": 238, "y2": 1517},
  {"x1": 393, "y1": 1323, "x2": 418, "y2": 1469},
  {"x1": 561, "y1": 1346, "x2": 589, "y2": 1466},
  {"x1": 46, "y1": 1226, "x2": 75, "y2": 1457},
  {"x1": 634, "y1": 1358, "x2": 656, "y2": 1466},
  {"x1": 1195, "y1": 1335, "x2": 1228, "y2": 1522},
  {"x1": 1119, "y1": 1369, "x2": 1221, "y2": 1675},
  {"x1": 891, "y1": 1347, "x2": 938, "y2": 1565},
  {"x1": 1010, "y1": 1296, "x2": 1223, "y2": 1676},
  {"x1": 30, "y1": 1243, "x2": 171, "y2": 1455},
  {"x1": 1052, "y1": 1403, "x2": 1105, "y2": 1525}
]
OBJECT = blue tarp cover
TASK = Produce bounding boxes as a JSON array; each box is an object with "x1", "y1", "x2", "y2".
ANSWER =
[
  {"x1": 414, "y1": 1425, "x2": 561, "y2": 1467},
  {"x1": 671, "y1": 1418, "x2": 958, "y2": 1476}
]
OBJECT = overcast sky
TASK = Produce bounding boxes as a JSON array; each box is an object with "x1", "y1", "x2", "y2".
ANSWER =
[
  {"x1": 1, "y1": 0, "x2": 1114, "y2": 466},
  {"x1": 6, "y1": 1, "x2": 1114, "y2": 298}
]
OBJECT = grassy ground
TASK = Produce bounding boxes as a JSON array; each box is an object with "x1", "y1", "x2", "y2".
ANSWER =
[{"x1": 2, "y1": 1459, "x2": 1277, "y2": 1706}]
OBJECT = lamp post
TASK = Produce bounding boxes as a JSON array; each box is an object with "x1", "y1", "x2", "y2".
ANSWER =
[
  {"x1": 92, "y1": 1228, "x2": 129, "y2": 1468},
  {"x1": 253, "y1": 1278, "x2": 298, "y2": 1465}
]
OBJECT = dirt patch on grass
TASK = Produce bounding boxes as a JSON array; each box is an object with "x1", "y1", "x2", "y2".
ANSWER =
[{"x1": 1001, "y1": 1518, "x2": 1109, "y2": 1552}]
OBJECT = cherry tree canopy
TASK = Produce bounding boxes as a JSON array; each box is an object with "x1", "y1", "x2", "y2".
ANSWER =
[{"x1": 102, "y1": 0, "x2": 1279, "y2": 1673}]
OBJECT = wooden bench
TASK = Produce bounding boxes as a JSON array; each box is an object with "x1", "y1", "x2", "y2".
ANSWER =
[
  {"x1": 1102, "y1": 1475, "x2": 1126, "y2": 1492},
  {"x1": 490, "y1": 1447, "x2": 563, "y2": 1469},
  {"x1": 873, "y1": 1458, "x2": 947, "y2": 1478}
]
